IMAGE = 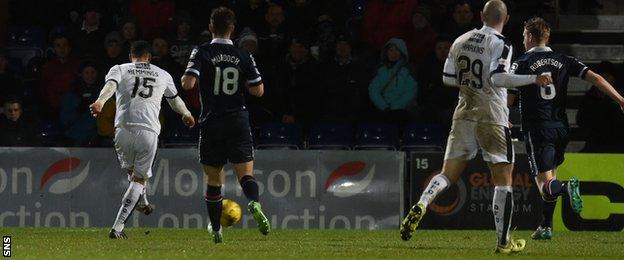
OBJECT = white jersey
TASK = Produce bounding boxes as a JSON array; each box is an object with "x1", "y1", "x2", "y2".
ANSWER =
[
  {"x1": 105, "y1": 62, "x2": 178, "y2": 134},
  {"x1": 443, "y1": 26, "x2": 513, "y2": 126}
]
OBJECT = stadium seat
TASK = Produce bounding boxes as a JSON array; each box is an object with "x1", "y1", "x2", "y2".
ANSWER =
[
  {"x1": 354, "y1": 123, "x2": 399, "y2": 150},
  {"x1": 256, "y1": 122, "x2": 301, "y2": 149},
  {"x1": 401, "y1": 123, "x2": 446, "y2": 152},
  {"x1": 308, "y1": 123, "x2": 353, "y2": 150}
]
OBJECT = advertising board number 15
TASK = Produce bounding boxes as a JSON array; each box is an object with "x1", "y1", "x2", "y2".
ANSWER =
[{"x1": 414, "y1": 158, "x2": 429, "y2": 170}]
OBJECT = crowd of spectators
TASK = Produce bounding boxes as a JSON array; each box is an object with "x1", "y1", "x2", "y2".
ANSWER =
[{"x1": 0, "y1": 0, "x2": 623, "y2": 152}]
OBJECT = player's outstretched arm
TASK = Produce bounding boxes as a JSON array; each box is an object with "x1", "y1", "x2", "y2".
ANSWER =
[
  {"x1": 167, "y1": 96, "x2": 195, "y2": 128},
  {"x1": 181, "y1": 75, "x2": 197, "y2": 90},
  {"x1": 491, "y1": 73, "x2": 552, "y2": 88},
  {"x1": 248, "y1": 83, "x2": 264, "y2": 97},
  {"x1": 584, "y1": 70, "x2": 624, "y2": 111},
  {"x1": 89, "y1": 80, "x2": 117, "y2": 117}
]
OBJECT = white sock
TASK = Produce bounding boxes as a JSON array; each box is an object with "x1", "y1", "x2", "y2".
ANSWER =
[
  {"x1": 493, "y1": 186, "x2": 513, "y2": 246},
  {"x1": 417, "y1": 174, "x2": 450, "y2": 207},
  {"x1": 139, "y1": 183, "x2": 149, "y2": 206},
  {"x1": 112, "y1": 181, "x2": 143, "y2": 232}
]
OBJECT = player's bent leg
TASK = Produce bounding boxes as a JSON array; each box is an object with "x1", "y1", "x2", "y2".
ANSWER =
[
  {"x1": 233, "y1": 161, "x2": 270, "y2": 236},
  {"x1": 533, "y1": 170, "x2": 556, "y2": 240},
  {"x1": 109, "y1": 175, "x2": 145, "y2": 239},
  {"x1": 489, "y1": 162, "x2": 524, "y2": 253},
  {"x1": 400, "y1": 158, "x2": 468, "y2": 241},
  {"x1": 203, "y1": 164, "x2": 226, "y2": 243}
]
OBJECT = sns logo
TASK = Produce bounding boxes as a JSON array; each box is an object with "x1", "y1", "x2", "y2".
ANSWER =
[
  {"x1": 325, "y1": 161, "x2": 375, "y2": 198},
  {"x1": 39, "y1": 158, "x2": 90, "y2": 194}
]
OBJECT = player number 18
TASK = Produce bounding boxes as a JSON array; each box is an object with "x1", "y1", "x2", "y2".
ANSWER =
[
  {"x1": 540, "y1": 72, "x2": 556, "y2": 100},
  {"x1": 213, "y1": 67, "x2": 239, "y2": 95}
]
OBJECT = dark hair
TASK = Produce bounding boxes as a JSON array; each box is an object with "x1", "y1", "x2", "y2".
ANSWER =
[
  {"x1": 210, "y1": 7, "x2": 236, "y2": 35},
  {"x1": 524, "y1": 17, "x2": 551, "y2": 43},
  {"x1": 130, "y1": 40, "x2": 152, "y2": 57},
  {"x1": 3, "y1": 96, "x2": 21, "y2": 107}
]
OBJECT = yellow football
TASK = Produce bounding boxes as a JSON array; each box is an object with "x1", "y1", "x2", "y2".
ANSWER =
[{"x1": 220, "y1": 199, "x2": 242, "y2": 227}]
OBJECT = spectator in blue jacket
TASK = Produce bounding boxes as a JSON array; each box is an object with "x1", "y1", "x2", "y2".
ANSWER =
[
  {"x1": 60, "y1": 62, "x2": 100, "y2": 146},
  {"x1": 368, "y1": 38, "x2": 417, "y2": 125}
]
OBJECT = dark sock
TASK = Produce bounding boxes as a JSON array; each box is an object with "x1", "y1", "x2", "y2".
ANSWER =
[
  {"x1": 542, "y1": 179, "x2": 564, "y2": 198},
  {"x1": 239, "y1": 175, "x2": 259, "y2": 202},
  {"x1": 541, "y1": 198, "x2": 557, "y2": 228},
  {"x1": 205, "y1": 185, "x2": 223, "y2": 231}
]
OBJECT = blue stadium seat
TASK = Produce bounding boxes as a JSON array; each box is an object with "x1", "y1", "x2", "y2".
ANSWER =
[
  {"x1": 354, "y1": 123, "x2": 399, "y2": 150},
  {"x1": 308, "y1": 123, "x2": 353, "y2": 150},
  {"x1": 401, "y1": 123, "x2": 446, "y2": 152},
  {"x1": 256, "y1": 123, "x2": 301, "y2": 149}
]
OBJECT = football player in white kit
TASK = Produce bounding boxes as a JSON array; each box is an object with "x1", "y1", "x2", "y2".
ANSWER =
[
  {"x1": 400, "y1": 0, "x2": 552, "y2": 253},
  {"x1": 89, "y1": 41, "x2": 195, "y2": 239}
]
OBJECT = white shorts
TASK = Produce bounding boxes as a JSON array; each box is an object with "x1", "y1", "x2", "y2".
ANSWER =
[
  {"x1": 444, "y1": 120, "x2": 514, "y2": 164},
  {"x1": 114, "y1": 127, "x2": 159, "y2": 179}
]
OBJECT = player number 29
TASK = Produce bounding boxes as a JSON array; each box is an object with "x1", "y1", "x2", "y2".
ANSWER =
[
  {"x1": 539, "y1": 72, "x2": 556, "y2": 100},
  {"x1": 213, "y1": 67, "x2": 239, "y2": 95},
  {"x1": 457, "y1": 56, "x2": 483, "y2": 89}
]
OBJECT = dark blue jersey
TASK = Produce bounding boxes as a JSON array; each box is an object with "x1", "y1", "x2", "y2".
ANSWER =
[
  {"x1": 184, "y1": 38, "x2": 262, "y2": 124},
  {"x1": 511, "y1": 47, "x2": 588, "y2": 129}
]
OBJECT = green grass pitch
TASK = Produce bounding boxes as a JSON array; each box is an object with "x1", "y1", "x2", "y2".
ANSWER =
[{"x1": 5, "y1": 228, "x2": 624, "y2": 259}]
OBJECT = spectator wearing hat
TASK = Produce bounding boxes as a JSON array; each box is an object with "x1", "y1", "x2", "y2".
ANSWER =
[
  {"x1": 577, "y1": 61, "x2": 624, "y2": 153},
  {"x1": 40, "y1": 34, "x2": 80, "y2": 119},
  {"x1": 60, "y1": 62, "x2": 100, "y2": 146},
  {"x1": 417, "y1": 35, "x2": 456, "y2": 128},
  {"x1": 238, "y1": 27, "x2": 259, "y2": 55},
  {"x1": 279, "y1": 36, "x2": 320, "y2": 128},
  {"x1": 71, "y1": 3, "x2": 105, "y2": 60},
  {"x1": 320, "y1": 34, "x2": 371, "y2": 123},
  {"x1": 0, "y1": 97, "x2": 36, "y2": 146},
  {"x1": 368, "y1": 38, "x2": 417, "y2": 125},
  {"x1": 129, "y1": 0, "x2": 175, "y2": 39},
  {"x1": 169, "y1": 11, "x2": 195, "y2": 68},
  {"x1": 99, "y1": 32, "x2": 126, "y2": 80},
  {"x1": 405, "y1": 6, "x2": 437, "y2": 69}
]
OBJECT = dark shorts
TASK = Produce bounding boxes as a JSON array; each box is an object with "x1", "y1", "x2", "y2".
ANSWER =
[
  {"x1": 199, "y1": 111, "x2": 254, "y2": 166},
  {"x1": 523, "y1": 127, "x2": 569, "y2": 177}
]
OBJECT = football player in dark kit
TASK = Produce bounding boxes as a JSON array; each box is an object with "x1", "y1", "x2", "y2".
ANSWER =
[
  {"x1": 510, "y1": 17, "x2": 624, "y2": 240},
  {"x1": 181, "y1": 7, "x2": 269, "y2": 243}
]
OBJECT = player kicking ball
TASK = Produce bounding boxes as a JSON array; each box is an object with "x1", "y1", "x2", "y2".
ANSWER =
[
  {"x1": 181, "y1": 7, "x2": 269, "y2": 243},
  {"x1": 400, "y1": 0, "x2": 553, "y2": 254},
  {"x1": 90, "y1": 41, "x2": 195, "y2": 239},
  {"x1": 510, "y1": 17, "x2": 624, "y2": 240}
]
